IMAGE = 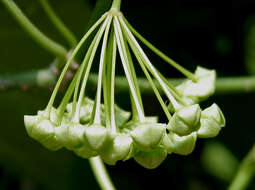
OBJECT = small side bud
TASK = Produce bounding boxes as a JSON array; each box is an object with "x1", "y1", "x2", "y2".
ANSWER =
[
  {"x1": 134, "y1": 147, "x2": 167, "y2": 169},
  {"x1": 167, "y1": 104, "x2": 201, "y2": 136}
]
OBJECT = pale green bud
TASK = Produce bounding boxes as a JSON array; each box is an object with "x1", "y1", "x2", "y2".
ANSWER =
[
  {"x1": 29, "y1": 117, "x2": 62, "y2": 151},
  {"x1": 54, "y1": 118, "x2": 71, "y2": 148},
  {"x1": 100, "y1": 133, "x2": 133, "y2": 165},
  {"x1": 197, "y1": 103, "x2": 225, "y2": 138},
  {"x1": 167, "y1": 104, "x2": 201, "y2": 136},
  {"x1": 177, "y1": 66, "x2": 216, "y2": 101},
  {"x1": 167, "y1": 132, "x2": 197, "y2": 155},
  {"x1": 84, "y1": 124, "x2": 111, "y2": 151},
  {"x1": 130, "y1": 123, "x2": 166, "y2": 152},
  {"x1": 24, "y1": 115, "x2": 40, "y2": 136},
  {"x1": 37, "y1": 108, "x2": 59, "y2": 124},
  {"x1": 66, "y1": 98, "x2": 94, "y2": 123},
  {"x1": 29, "y1": 118, "x2": 54, "y2": 141},
  {"x1": 161, "y1": 132, "x2": 173, "y2": 154},
  {"x1": 201, "y1": 103, "x2": 225, "y2": 126},
  {"x1": 120, "y1": 116, "x2": 158, "y2": 134},
  {"x1": 134, "y1": 147, "x2": 167, "y2": 169},
  {"x1": 114, "y1": 104, "x2": 131, "y2": 127},
  {"x1": 64, "y1": 123, "x2": 86, "y2": 150},
  {"x1": 74, "y1": 145, "x2": 98, "y2": 159},
  {"x1": 66, "y1": 97, "x2": 131, "y2": 126},
  {"x1": 24, "y1": 108, "x2": 63, "y2": 151}
]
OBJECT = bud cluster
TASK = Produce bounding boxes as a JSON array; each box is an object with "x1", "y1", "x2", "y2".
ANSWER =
[{"x1": 24, "y1": 8, "x2": 225, "y2": 169}]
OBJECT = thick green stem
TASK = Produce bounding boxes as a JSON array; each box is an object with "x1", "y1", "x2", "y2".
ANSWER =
[
  {"x1": 38, "y1": 0, "x2": 77, "y2": 47},
  {"x1": 89, "y1": 157, "x2": 116, "y2": 190},
  {"x1": 3, "y1": 70, "x2": 255, "y2": 95},
  {"x1": 111, "y1": 0, "x2": 122, "y2": 10},
  {"x1": 1, "y1": 0, "x2": 67, "y2": 59},
  {"x1": 228, "y1": 144, "x2": 255, "y2": 190}
]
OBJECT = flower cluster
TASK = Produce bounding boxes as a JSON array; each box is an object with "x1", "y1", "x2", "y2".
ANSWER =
[{"x1": 24, "y1": 7, "x2": 225, "y2": 169}]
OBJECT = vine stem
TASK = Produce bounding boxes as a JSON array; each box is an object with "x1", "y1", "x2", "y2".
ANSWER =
[
  {"x1": 2, "y1": 70, "x2": 255, "y2": 95},
  {"x1": 38, "y1": 0, "x2": 77, "y2": 47},
  {"x1": 228, "y1": 144, "x2": 255, "y2": 190},
  {"x1": 89, "y1": 157, "x2": 116, "y2": 190},
  {"x1": 1, "y1": 0, "x2": 67, "y2": 59}
]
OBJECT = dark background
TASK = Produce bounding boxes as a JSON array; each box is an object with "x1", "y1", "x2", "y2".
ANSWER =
[{"x1": 0, "y1": 0, "x2": 255, "y2": 189}]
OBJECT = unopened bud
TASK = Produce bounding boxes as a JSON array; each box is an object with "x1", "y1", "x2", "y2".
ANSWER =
[
  {"x1": 134, "y1": 147, "x2": 167, "y2": 169},
  {"x1": 167, "y1": 104, "x2": 201, "y2": 136},
  {"x1": 167, "y1": 132, "x2": 197, "y2": 155},
  {"x1": 130, "y1": 123, "x2": 166, "y2": 152},
  {"x1": 197, "y1": 103, "x2": 225, "y2": 138},
  {"x1": 84, "y1": 124, "x2": 111, "y2": 151},
  {"x1": 100, "y1": 133, "x2": 133, "y2": 165},
  {"x1": 177, "y1": 66, "x2": 216, "y2": 101}
]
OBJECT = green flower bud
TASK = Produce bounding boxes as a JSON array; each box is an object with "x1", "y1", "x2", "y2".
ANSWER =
[
  {"x1": 66, "y1": 98, "x2": 94, "y2": 123},
  {"x1": 84, "y1": 124, "x2": 111, "y2": 151},
  {"x1": 74, "y1": 145, "x2": 98, "y2": 159},
  {"x1": 197, "y1": 118, "x2": 220, "y2": 138},
  {"x1": 25, "y1": 115, "x2": 62, "y2": 151},
  {"x1": 24, "y1": 115, "x2": 40, "y2": 136},
  {"x1": 37, "y1": 108, "x2": 59, "y2": 124},
  {"x1": 119, "y1": 116, "x2": 158, "y2": 134},
  {"x1": 24, "y1": 108, "x2": 63, "y2": 151},
  {"x1": 29, "y1": 118, "x2": 54, "y2": 141},
  {"x1": 201, "y1": 103, "x2": 225, "y2": 126},
  {"x1": 161, "y1": 132, "x2": 173, "y2": 154},
  {"x1": 167, "y1": 104, "x2": 201, "y2": 136},
  {"x1": 167, "y1": 132, "x2": 197, "y2": 155},
  {"x1": 114, "y1": 104, "x2": 131, "y2": 127},
  {"x1": 177, "y1": 66, "x2": 216, "y2": 101},
  {"x1": 100, "y1": 133, "x2": 133, "y2": 165},
  {"x1": 134, "y1": 147, "x2": 167, "y2": 169},
  {"x1": 130, "y1": 123, "x2": 166, "y2": 152},
  {"x1": 54, "y1": 118, "x2": 71, "y2": 148},
  {"x1": 197, "y1": 103, "x2": 226, "y2": 138},
  {"x1": 66, "y1": 97, "x2": 131, "y2": 126},
  {"x1": 56, "y1": 122, "x2": 86, "y2": 150}
]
